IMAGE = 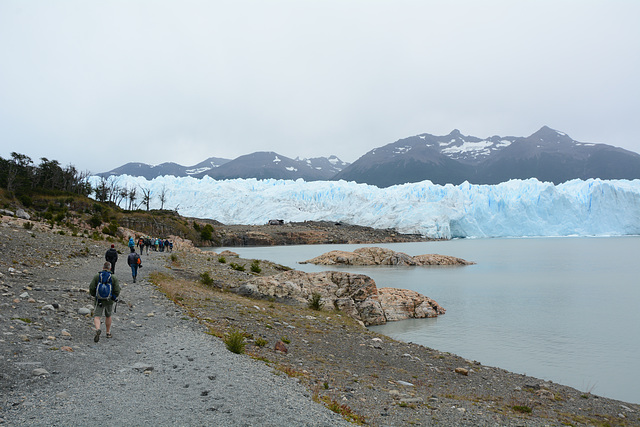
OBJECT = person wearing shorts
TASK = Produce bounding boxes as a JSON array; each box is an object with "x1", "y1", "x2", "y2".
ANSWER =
[{"x1": 89, "y1": 262, "x2": 121, "y2": 342}]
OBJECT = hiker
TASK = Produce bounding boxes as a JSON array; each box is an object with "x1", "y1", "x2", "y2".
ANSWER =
[
  {"x1": 89, "y1": 261, "x2": 121, "y2": 342},
  {"x1": 127, "y1": 247, "x2": 142, "y2": 283},
  {"x1": 128, "y1": 236, "x2": 135, "y2": 251},
  {"x1": 144, "y1": 237, "x2": 151, "y2": 255},
  {"x1": 105, "y1": 244, "x2": 118, "y2": 274},
  {"x1": 137, "y1": 237, "x2": 144, "y2": 254}
]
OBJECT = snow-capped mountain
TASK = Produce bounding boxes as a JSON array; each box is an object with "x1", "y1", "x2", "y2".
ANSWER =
[
  {"x1": 97, "y1": 157, "x2": 231, "y2": 179},
  {"x1": 189, "y1": 152, "x2": 349, "y2": 181},
  {"x1": 334, "y1": 126, "x2": 640, "y2": 186},
  {"x1": 99, "y1": 127, "x2": 640, "y2": 185},
  {"x1": 100, "y1": 153, "x2": 348, "y2": 181}
]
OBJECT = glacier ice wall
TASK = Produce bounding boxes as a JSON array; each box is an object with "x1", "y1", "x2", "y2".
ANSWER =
[{"x1": 89, "y1": 176, "x2": 640, "y2": 239}]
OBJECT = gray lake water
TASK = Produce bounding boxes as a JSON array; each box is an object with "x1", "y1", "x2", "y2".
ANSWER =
[{"x1": 212, "y1": 236, "x2": 640, "y2": 404}]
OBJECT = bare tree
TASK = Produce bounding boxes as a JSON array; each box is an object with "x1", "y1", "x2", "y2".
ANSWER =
[
  {"x1": 127, "y1": 186, "x2": 137, "y2": 210},
  {"x1": 140, "y1": 186, "x2": 151, "y2": 211},
  {"x1": 159, "y1": 184, "x2": 168, "y2": 210},
  {"x1": 107, "y1": 176, "x2": 122, "y2": 204}
]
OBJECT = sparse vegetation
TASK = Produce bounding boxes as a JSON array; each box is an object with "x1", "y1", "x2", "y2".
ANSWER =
[
  {"x1": 308, "y1": 292, "x2": 324, "y2": 310},
  {"x1": 199, "y1": 271, "x2": 214, "y2": 287},
  {"x1": 512, "y1": 405, "x2": 532, "y2": 414},
  {"x1": 250, "y1": 259, "x2": 261, "y2": 273},
  {"x1": 314, "y1": 395, "x2": 365, "y2": 425},
  {"x1": 229, "y1": 262, "x2": 245, "y2": 272},
  {"x1": 223, "y1": 329, "x2": 246, "y2": 354}
]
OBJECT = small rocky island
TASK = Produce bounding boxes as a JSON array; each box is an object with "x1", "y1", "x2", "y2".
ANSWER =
[{"x1": 300, "y1": 246, "x2": 475, "y2": 266}]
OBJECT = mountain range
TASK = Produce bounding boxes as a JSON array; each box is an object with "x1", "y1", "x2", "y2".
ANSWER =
[{"x1": 99, "y1": 126, "x2": 640, "y2": 186}]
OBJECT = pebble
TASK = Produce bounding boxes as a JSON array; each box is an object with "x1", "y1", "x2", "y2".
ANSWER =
[{"x1": 31, "y1": 368, "x2": 49, "y2": 376}]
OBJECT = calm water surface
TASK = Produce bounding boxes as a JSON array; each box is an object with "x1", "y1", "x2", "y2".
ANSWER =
[{"x1": 212, "y1": 237, "x2": 640, "y2": 404}]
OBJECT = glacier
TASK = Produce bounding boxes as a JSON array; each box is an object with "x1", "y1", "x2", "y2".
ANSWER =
[{"x1": 89, "y1": 176, "x2": 640, "y2": 239}]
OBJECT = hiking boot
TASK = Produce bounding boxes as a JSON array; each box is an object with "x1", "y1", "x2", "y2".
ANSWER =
[
  {"x1": 94, "y1": 329, "x2": 101, "y2": 343},
  {"x1": 133, "y1": 276, "x2": 136, "y2": 283}
]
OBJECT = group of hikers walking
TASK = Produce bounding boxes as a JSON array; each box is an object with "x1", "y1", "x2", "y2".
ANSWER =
[
  {"x1": 135, "y1": 235, "x2": 173, "y2": 255},
  {"x1": 92, "y1": 235, "x2": 172, "y2": 343}
]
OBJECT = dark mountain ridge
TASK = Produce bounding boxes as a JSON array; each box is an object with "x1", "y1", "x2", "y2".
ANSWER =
[
  {"x1": 334, "y1": 126, "x2": 640, "y2": 186},
  {"x1": 99, "y1": 127, "x2": 640, "y2": 186}
]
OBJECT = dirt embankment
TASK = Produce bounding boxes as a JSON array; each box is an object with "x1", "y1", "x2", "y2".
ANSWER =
[{"x1": 210, "y1": 221, "x2": 434, "y2": 246}]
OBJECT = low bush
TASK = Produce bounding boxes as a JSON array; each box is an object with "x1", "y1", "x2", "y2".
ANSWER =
[
  {"x1": 250, "y1": 259, "x2": 261, "y2": 273},
  {"x1": 223, "y1": 329, "x2": 246, "y2": 354},
  {"x1": 200, "y1": 272, "x2": 214, "y2": 287},
  {"x1": 308, "y1": 292, "x2": 324, "y2": 311},
  {"x1": 229, "y1": 262, "x2": 245, "y2": 272}
]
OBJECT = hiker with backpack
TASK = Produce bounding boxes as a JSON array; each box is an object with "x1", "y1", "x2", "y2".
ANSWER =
[
  {"x1": 127, "y1": 247, "x2": 142, "y2": 283},
  {"x1": 105, "y1": 244, "x2": 118, "y2": 274},
  {"x1": 137, "y1": 237, "x2": 144, "y2": 255},
  {"x1": 89, "y1": 261, "x2": 121, "y2": 342}
]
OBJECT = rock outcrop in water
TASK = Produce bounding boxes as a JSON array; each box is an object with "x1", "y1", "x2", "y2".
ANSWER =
[
  {"x1": 300, "y1": 246, "x2": 474, "y2": 266},
  {"x1": 234, "y1": 270, "x2": 445, "y2": 326}
]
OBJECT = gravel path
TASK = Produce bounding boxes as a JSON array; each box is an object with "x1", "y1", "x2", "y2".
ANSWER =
[{"x1": 0, "y1": 222, "x2": 348, "y2": 426}]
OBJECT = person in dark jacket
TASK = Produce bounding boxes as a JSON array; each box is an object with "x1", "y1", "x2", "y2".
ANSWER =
[
  {"x1": 127, "y1": 247, "x2": 142, "y2": 283},
  {"x1": 105, "y1": 244, "x2": 118, "y2": 274}
]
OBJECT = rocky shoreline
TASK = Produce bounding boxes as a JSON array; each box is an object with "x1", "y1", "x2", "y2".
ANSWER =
[{"x1": 1, "y1": 215, "x2": 639, "y2": 426}]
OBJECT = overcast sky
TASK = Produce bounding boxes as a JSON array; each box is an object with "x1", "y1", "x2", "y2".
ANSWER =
[{"x1": 1, "y1": 1, "x2": 639, "y2": 175}]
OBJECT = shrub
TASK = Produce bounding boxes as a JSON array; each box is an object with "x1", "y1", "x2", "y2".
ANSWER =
[
  {"x1": 200, "y1": 224, "x2": 214, "y2": 241},
  {"x1": 250, "y1": 259, "x2": 261, "y2": 273},
  {"x1": 229, "y1": 262, "x2": 245, "y2": 272},
  {"x1": 218, "y1": 256, "x2": 226, "y2": 263},
  {"x1": 223, "y1": 329, "x2": 246, "y2": 354},
  {"x1": 254, "y1": 337, "x2": 268, "y2": 347},
  {"x1": 170, "y1": 253, "x2": 178, "y2": 263},
  {"x1": 308, "y1": 292, "x2": 325, "y2": 311},
  {"x1": 23, "y1": 222, "x2": 33, "y2": 230},
  {"x1": 88, "y1": 214, "x2": 102, "y2": 228},
  {"x1": 102, "y1": 223, "x2": 118, "y2": 236},
  {"x1": 18, "y1": 194, "x2": 32, "y2": 208},
  {"x1": 200, "y1": 272, "x2": 214, "y2": 287}
]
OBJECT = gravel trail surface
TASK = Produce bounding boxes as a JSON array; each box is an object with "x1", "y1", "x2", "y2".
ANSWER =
[{"x1": 0, "y1": 221, "x2": 348, "y2": 426}]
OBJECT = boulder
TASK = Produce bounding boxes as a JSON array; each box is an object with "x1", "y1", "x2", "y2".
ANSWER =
[
  {"x1": 16, "y1": 208, "x2": 31, "y2": 220},
  {"x1": 301, "y1": 247, "x2": 474, "y2": 266},
  {"x1": 239, "y1": 270, "x2": 443, "y2": 326},
  {"x1": 377, "y1": 287, "x2": 445, "y2": 321}
]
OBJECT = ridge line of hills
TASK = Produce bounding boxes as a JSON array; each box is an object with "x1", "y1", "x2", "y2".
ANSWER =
[{"x1": 99, "y1": 126, "x2": 640, "y2": 186}]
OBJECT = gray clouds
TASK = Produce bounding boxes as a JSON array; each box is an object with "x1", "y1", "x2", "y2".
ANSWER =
[{"x1": 1, "y1": 0, "x2": 639, "y2": 174}]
